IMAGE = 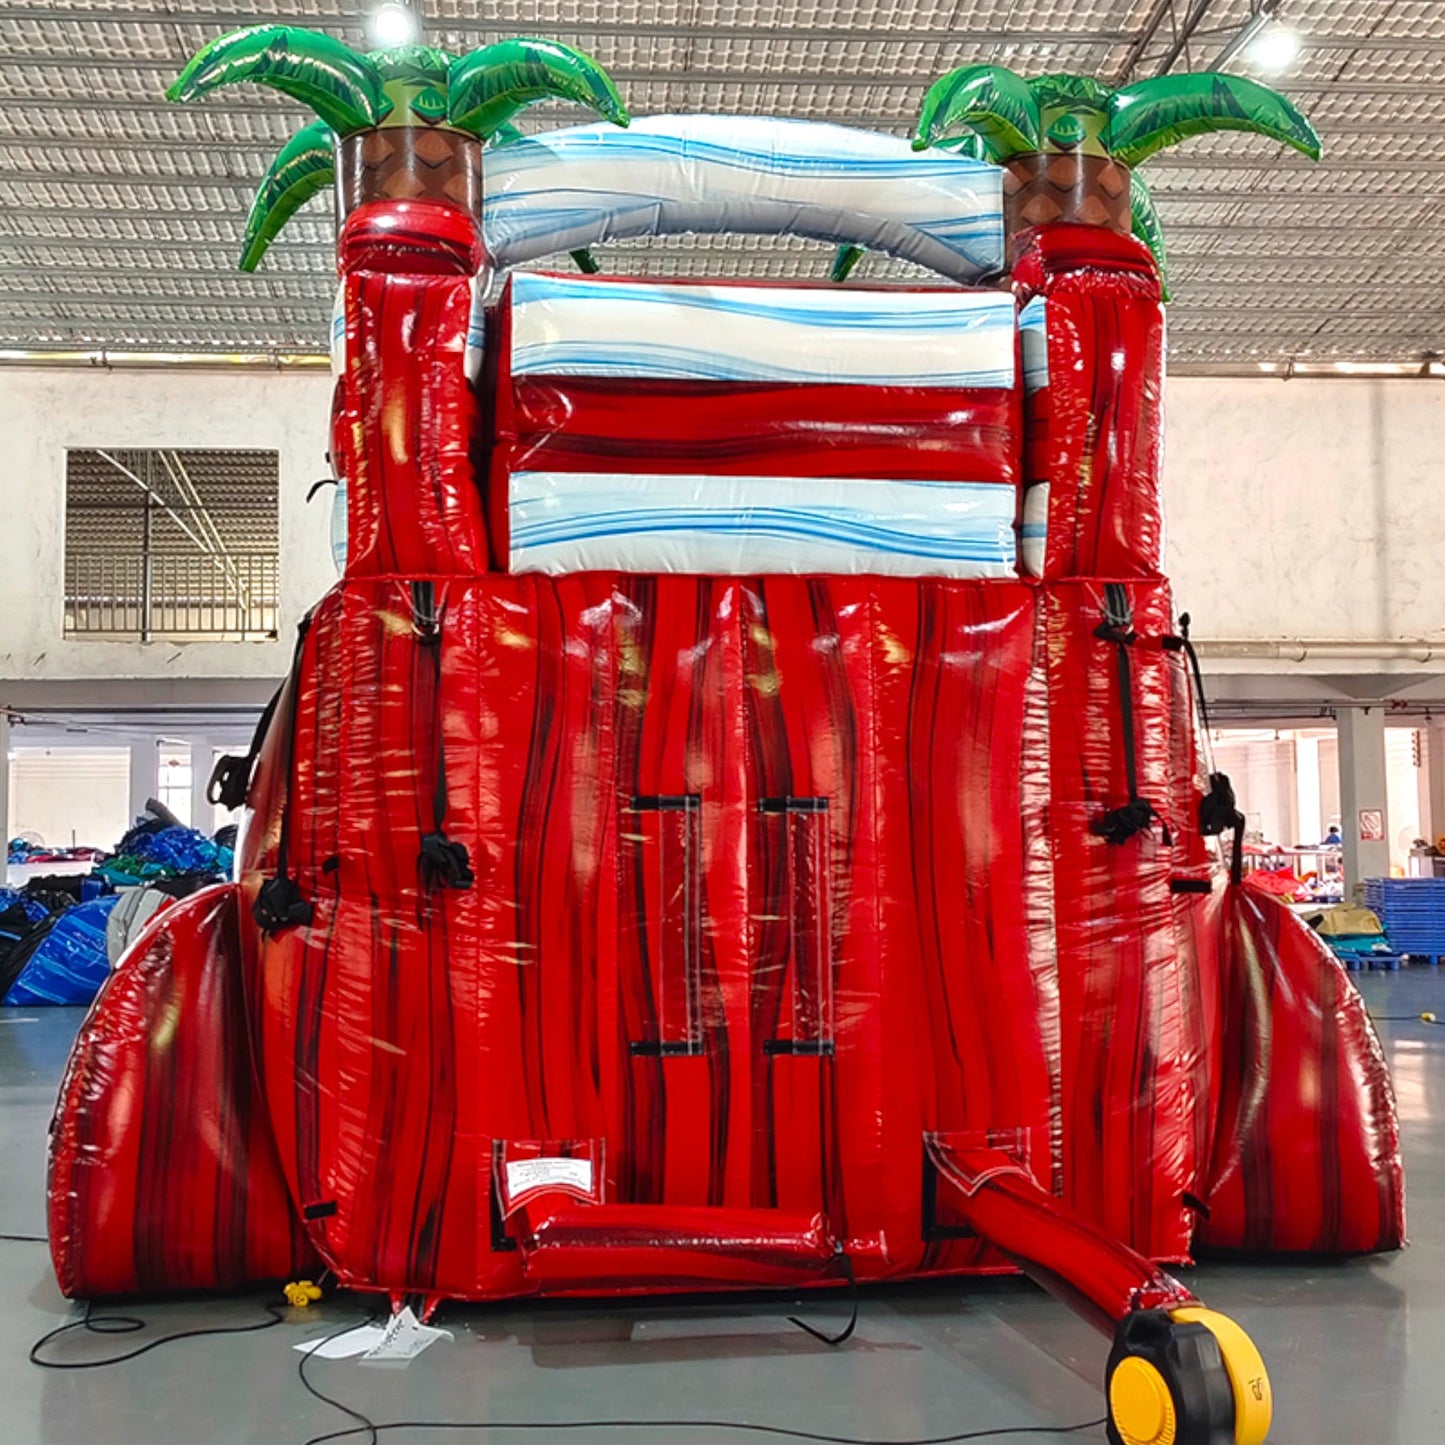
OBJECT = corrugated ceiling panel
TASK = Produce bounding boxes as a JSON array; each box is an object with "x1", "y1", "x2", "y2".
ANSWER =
[{"x1": 0, "y1": 0, "x2": 1438, "y2": 364}]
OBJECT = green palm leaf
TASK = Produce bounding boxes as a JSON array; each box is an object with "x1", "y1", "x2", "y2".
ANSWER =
[
  {"x1": 487, "y1": 120, "x2": 527, "y2": 147},
  {"x1": 913, "y1": 65, "x2": 1041, "y2": 161},
  {"x1": 1129, "y1": 172, "x2": 1170, "y2": 302},
  {"x1": 168, "y1": 24, "x2": 387, "y2": 135},
  {"x1": 1107, "y1": 72, "x2": 1321, "y2": 169},
  {"x1": 368, "y1": 44, "x2": 455, "y2": 87},
  {"x1": 448, "y1": 38, "x2": 629, "y2": 139},
  {"x1": 1028, "y1": 72, "x2": 1113, "y2": 112},
  {"x1": 829, "y1": 244, "x2": 864, "y2": 283},
  {"x1": 240, "y1": 121, "x2": 333, "y2": 272}
]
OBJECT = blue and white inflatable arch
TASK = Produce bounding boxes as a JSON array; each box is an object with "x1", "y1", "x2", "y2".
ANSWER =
[{"x1": 482, "y1": 115, "x2": 1005, "y2": 284}]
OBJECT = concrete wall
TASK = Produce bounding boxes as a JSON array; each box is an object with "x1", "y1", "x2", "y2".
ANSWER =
[
  {"x1": 1211, "y1": 732, "x2": 1300, "y2": 846},
  {"x1": 0, "y1": 366, "x2": 333, "y2": 683},
  {"x1": 1, "y1": 367, "x2": 1443, "y2": 684},
  {"x1": 1163, "y1": 377, "x2": 1445, "y2": 646}
]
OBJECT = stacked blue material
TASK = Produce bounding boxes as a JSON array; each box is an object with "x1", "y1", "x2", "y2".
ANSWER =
[
  {"x1": 2, "y1": 895, "x2": 120, "y2": 1006},
  {"x1": 0, "y1": 888, "x2": 49, "y2": 927},
  {"x1": 100, "y1": 825, "x2": 234, "y2": 885},
  {"x1": 1363, "y1": 878, "x2": 1445, "y2": 957}
]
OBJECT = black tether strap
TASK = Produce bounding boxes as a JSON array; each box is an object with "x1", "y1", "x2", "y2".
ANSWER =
[
  {"x1": 414, "y1": 583, "x2": 474, "y2": 892},
  {"x1": 1091, "y1": 584, "x2": 1169, "y2": 847},
  {"x1": 1163, "y1": 612, "x2": 1245, "y2": 882},
  {"x1": 207, "y1": 684, "x2": 281, "y2": 811},
  {"x1": 253, "y1": 614, "x2": 316, "y2": 936}
]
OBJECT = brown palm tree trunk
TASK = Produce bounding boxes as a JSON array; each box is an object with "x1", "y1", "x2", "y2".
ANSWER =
[
  {"x1": 335, "y1": 127, "x2": 484, "y2": 222},
  {"x1": 1003, "y1": 152, "x2": 1131, "y2": 239}
]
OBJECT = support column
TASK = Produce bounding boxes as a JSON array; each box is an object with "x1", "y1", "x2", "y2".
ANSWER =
[
  {"x1": 1337, "y1": 708, "x2": 1390, "y2": 896},
  {"x1": 128, "y1": 737, "x2": 158, "y2": 826},
  {"x1": 1296, "y1": 734, "x2": 1322, "y2": 846},
  {"x1": 190, "y1": 737, "x2": 212, "y2": 836},
  {"x1": 1425, "y1": 720, "x2": 1445, "y2": 847}
]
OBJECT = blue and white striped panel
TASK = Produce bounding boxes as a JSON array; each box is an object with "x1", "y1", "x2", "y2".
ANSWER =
[
  {"x1": 510, "y1": 273, "x2": 1017, "y2": 389},
  {"x1": 1019, "y1": 482, "x2": 1049, "y2": 577},
  {"x1": 509, "y1": 473, "x2": 1017, "y2": 579},
  {"x1": 485, "y1": 115, "x2": 1005, "y2": 284},
  {"x1": 1019, "y1": 296, "x2": 1049, "y2": 394},
  {"x1": 329, "y1": 280, "x2": 346, "y2": 376}
]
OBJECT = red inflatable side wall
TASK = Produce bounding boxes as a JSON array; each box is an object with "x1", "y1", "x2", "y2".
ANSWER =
[
  {"x1": 1200, "y1": 886, "x2": 1405, "y2": 1253},
  {"x1": 47, "y1": 886, "x2": 315, "y2": 1297}
]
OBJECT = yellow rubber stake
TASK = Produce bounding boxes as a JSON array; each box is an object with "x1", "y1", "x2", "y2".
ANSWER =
[
  {"x1": 1171, "y1": 1306, "x2": 1273, "y2": 1444},
  {"x1": 284, "y1": 1279, "x2": 324, "y2": 1308}
]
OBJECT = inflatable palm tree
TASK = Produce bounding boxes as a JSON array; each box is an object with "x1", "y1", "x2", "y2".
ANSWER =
[
  {"x1": 836, "y1": 68, "x2": 1318, "y2": 291},
  {"x1": 167, "y1": 26, "x2": 628, "y2": 270},
  {"x1": 917, "y1": 67, "x2": 1319, "y2": 268}
]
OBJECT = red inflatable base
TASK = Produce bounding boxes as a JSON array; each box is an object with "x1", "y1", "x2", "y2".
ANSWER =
[{"x1": 48, "y1": 576, "x2": 1403, "y2": 1319}]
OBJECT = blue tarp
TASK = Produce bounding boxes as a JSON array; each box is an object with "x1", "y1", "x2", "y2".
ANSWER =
[
  {"x1": 100, "y1": 825, "x2": 233, "y2": 885},
  {"x1": 0, "y1": 888, "x2": 49, "y2": 927},
  {"x1": 2, "y1": 895, "x2": 120, "y2": 1007}
]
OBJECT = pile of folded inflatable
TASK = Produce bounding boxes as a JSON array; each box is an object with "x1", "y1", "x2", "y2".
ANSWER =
[{"x1": 1, "y1": 806, "x2": 235, "y2": 1007}]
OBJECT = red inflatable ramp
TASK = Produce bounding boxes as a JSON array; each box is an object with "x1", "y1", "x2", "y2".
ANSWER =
[{"x1": 517, "y1": 1202, "x2": 837, "y2": 1290}]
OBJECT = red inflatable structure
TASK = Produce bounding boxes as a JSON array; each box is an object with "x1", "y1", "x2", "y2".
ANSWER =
[{"x1": 47, "y1": 28, "x2": 1403, "y2": 1445}]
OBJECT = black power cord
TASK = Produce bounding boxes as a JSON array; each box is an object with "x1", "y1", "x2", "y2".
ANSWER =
[
  {"x1": 0, "y1": 1233, "x2": 48, "y2": 1243},
  {"x1": 30, "y1": 1297, "x2": 286, "y2": 1370},
  {"x1": 789, "y1": 1250, "x2": 859, "y2": 1346},
  {"x1": 297, "y1": 1409, "x2": 1107, "y2": 1445},
  {"x1": 294, "y1": 1303, "x2": 1105, "y2": 1445},
  {"x1": 26, "y1": 1289, "x2": 1107, "y2": 1445}
]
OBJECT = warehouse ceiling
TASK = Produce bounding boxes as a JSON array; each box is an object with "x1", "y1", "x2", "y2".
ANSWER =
[{"x1": 1, "y1": 0, "x2": 1441, "y2": 366}]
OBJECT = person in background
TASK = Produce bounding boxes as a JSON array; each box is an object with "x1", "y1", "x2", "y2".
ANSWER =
[{"x1": 1322, "y1": 825, "x2": 1344, "y2": 847}]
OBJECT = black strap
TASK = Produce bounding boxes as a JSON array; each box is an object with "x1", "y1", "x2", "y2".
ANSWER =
[
  {"x1": 1174, "y1": 612, "x2": 1214, "y2": 737},
  {"x1": 1165, "y1": 613, "x2": 1245, "y2": 881},
  {"x1": 1228, "y1": 816, "x2": 1245, "y2": 887},
  {"x1": 207, "y1": 684, "x2": 282, "y2": 810},
  {"x1": 414, "y1": 583, "x2": 474, "y2": 892},
  {"x1": 253, "y1": 615, "x2": 315, "y2": 936},
  {"x1": 1091, "y1": 584, "x2": 1169, "y2": 847}
]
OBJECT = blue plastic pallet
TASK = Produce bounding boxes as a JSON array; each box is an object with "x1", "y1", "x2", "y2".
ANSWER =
[{"x1": 1364, "y1": 879, "x2": 1445, "y2": 956}]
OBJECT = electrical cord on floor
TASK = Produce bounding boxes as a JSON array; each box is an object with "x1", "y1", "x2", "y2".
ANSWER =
[
  {"x1": 295, "y1": 1301, "x2": 1104, "y2": 1445},
  {"x1": 788, "y1": 1250, "x2": 859, "y2": 1346},
  {"x1": 1369, "y1": 1012, "x2": 1441, "y2": 1024},
  {"x1": 0, "y1": 1233, "x2": 48, "y2": 1243},
  {"x1": 297, "y1": 1411, "x2": 1109, "y2": 1445},
  {"x1": 25, "y1": 1285, "x2": 1105, "y2": 1444},
  {"x1": 30, "y1": 1296, "x2": 287, "y2": 1369}
]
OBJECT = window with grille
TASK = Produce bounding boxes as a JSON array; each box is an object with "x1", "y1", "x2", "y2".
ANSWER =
[{"x1": 64, "y1": 448, "x2": 280, "y2": 641}]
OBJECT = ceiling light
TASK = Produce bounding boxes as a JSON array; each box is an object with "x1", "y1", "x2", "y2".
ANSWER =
[
  {"x1": 369, "y1": 2, "x2": 421, "y2": 47},
  {"x1": 1247, "y1": 25, "x2": 1303, "y2": 72}
]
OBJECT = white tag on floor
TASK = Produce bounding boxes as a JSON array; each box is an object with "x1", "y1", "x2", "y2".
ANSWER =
[
  {"x1": 293, "y1": 1322, "x2": 390, "y2": 1359},
  {"x1": 360, "y1": 1306, "x2": 453, "y2": 1363}
]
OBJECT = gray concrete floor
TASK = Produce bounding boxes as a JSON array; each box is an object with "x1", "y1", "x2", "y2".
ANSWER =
[{"x1": 2, "y1": 971, "x2": 1442, "y2": 1444}]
